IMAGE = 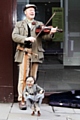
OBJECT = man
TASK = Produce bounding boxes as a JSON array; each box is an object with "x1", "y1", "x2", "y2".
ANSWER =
[
  {"x1": 12, "y1": 4, "x2": 57, "y2": 110},
  {"x1": 23, "y1": 76, "x2": 45, "y2": 116}
]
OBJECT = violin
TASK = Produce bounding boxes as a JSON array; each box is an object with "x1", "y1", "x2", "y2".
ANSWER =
[
  {"x1": 35, "y1": 12, "x2": 63, "y2": 37},
  {"x1": 35, "y1": 25, "x2": 63, "y2": 36}
]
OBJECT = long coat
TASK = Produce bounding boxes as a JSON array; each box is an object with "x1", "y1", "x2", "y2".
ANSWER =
[{"x1": 12, "y1": 19, "x2": 53, "y2": 63}]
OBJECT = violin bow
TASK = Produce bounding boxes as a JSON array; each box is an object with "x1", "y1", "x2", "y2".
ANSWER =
[{"x1": 36, "y1": 12, "x2": 56, "y2": 38}]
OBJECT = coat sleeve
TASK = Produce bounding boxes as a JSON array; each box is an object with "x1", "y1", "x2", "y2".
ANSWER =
[
  {"x1": 42, "y1": 33, "x2": 54, "y2": 40},
  {"x1": 36, "y1": 84, "x2": 45, "y2": 93},
  {"x1": 23, "y1": 87, "x2": 29, "y2": 98},
  {"x1": 12, "y1": 21, "x2": 27, "y2": 44}
]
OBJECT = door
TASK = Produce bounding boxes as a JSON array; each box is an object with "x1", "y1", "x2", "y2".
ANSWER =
[{"x1": 0, "y1": 0, "x2": 16, "y2": 102}]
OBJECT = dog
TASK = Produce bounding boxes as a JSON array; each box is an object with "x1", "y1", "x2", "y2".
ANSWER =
[{"x1": 23, "y1": 76, "x2": 45, "y2": 116}]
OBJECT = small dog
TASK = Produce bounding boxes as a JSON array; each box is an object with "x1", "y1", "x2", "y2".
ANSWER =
[{"x1": 23, "y1": 76, "x2": 45, "y2": 116}]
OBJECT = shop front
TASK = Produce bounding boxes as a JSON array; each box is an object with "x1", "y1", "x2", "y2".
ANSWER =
[
  {"x1": 17, "y1": 0, "x2": 80, "y2": 66},
  {"x1": 0, "y1": 0, "x2": 80, "y2": 102}
]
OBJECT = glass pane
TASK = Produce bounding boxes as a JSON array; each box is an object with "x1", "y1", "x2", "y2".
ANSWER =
[{"x1": 64, "y1": 0, "x2": 80, "y2": 66}]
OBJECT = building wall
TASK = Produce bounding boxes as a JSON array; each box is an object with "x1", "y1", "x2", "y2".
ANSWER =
[
  {"x1": 0, "y1": 0, "x2": 80, "y2": 102},
  {"x1": 17, "y1": 0, "x2": 60, "y2": 2}
]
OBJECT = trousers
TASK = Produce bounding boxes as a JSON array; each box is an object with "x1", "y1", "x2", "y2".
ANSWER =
[
  {"x1": 18, "y1": 53, "x2": 38, "y2": 101},
  {"x1": 26, "y1": 93, "x2": 44, "y2": 111}
]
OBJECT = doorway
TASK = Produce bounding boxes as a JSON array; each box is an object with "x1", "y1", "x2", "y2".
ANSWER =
[{"x1": 34, "y1": 2, "x2": 64, "y2": 66}]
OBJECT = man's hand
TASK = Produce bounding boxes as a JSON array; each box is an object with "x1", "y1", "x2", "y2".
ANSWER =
[
  {"x1": 50, "y1": 26, "x2": 58, "y2": 34},
  {"x1": 25, "y1": 37, "x2": 36, "y2": 42}
]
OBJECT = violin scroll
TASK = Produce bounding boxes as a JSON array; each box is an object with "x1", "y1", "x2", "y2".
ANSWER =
[{"x1": 56, "y1": 28, "x2": 63, "y2": 33}]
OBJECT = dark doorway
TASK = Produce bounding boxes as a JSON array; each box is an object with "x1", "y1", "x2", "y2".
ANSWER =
[{"x1": 34, "y1": 2, "x2": 63, "y2": 65}]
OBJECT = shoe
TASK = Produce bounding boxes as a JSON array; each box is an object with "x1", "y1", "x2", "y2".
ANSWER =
[
  {"x1": 31, "y1": 111, "x2": 35, "y2": 116},
  {"x1": 37, "y1": 111, "x2": 41, "y2": 116},
  {"x1": 19, "y1": 101, "x2": 27, "y2": 110}
]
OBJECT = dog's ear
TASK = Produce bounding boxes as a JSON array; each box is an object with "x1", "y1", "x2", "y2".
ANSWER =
[
  {"x1": 25, "y1": 76, "x2": 28, "y2": 82},
  {"x1": 32, "y1": 76, "x2": 36, "y2": 81}
]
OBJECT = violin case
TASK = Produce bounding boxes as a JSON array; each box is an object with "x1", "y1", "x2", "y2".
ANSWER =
[{"x1": 49, "y1": 90, "x2": 80, "y2": 108}]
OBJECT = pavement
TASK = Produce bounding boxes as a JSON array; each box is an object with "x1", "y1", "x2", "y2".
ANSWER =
[
  {"x1": 1, "y1": 58, "x2": 80, "y2": 120},
  {"x1": 0, "y1": 103, "x2": 80, "y2": 120},
  {"x1": 38, "y1": 64, "x2": 80, "y2": 92}
]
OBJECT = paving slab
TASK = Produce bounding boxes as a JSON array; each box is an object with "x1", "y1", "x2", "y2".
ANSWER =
[
  {"x1": 0, "y1": 103, "x2": 80, "y2": 120},
  {"x1": 0, "y1": 103, "x2": 12, "y2": 120}
]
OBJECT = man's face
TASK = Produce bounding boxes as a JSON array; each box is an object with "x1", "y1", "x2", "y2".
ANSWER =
[{"x1": 25, "y1": 7, "x2": 35, "y2": 20}]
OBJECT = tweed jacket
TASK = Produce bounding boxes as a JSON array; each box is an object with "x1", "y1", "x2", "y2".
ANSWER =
[{"x1": 12, "y1": 19, "x2": 53, "y2": 63}]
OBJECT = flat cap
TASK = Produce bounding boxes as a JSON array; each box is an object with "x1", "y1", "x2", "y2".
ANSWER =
[{"x1": 23, "y1": 4, "x2": 37, "y2": 11}]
